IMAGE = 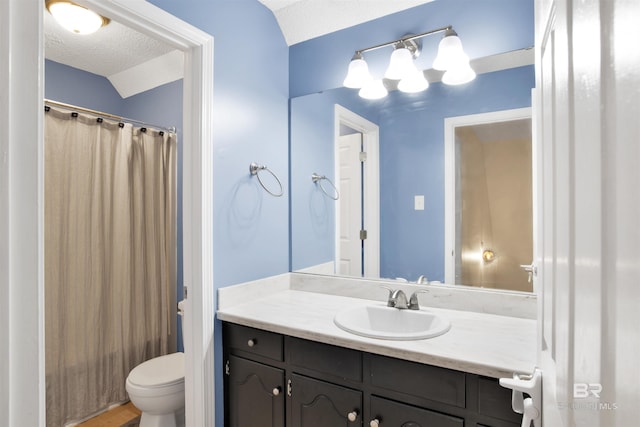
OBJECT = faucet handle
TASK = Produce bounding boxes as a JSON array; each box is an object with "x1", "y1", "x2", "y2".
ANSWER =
[
  {"x1": 380, "y1": 286, "x2": 395, "y2": 307},
  {"x1": 409, "y1": 290, "x2": 428, "y2": 310}
]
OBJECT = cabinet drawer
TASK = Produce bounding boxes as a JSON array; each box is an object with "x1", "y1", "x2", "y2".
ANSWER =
[
  {"x1": 370, "y1": 396, "x2": 464, "y2": 427},
  {"x1": 369, "y1": 354, "x2": 465, "y2": 408},
  {"x1": 224, "y1": 323, "x2": 283, "y2": 361},
  {"x1": 286, "y1": 336, "x2": 362, "y2": 382},
  {"x1": 477, "y1": 376, "x2": 523, "y2": 424}
]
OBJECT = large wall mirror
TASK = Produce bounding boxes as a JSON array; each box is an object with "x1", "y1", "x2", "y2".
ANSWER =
[
  {"x1": 291, "y1": 52, "x2": 534, "y2": 291},
  {"x1": 289, "y1": 0, "x2": 536, "y2": 293}
]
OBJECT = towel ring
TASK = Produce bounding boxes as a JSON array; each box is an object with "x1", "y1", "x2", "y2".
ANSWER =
[
  {"x1": 250, "y1": 162, "x2": 284, "y2": 197},
  {"x1": 311, "y1": 173, "x2": 340, "y2": 200}
]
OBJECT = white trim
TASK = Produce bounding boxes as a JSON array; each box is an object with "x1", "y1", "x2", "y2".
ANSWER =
[
  {"x1": 444, "y1": 107, "x2": 532, "y2": 286},
  {"x1": 2, "y1": 1, "x2": 215, "y2": 425},
  {"x1": 1, "y1": 1, "x2": 45, "y2": 425},
  {"x1": 334, "y1": 105, "x2": 380, "y2": 278}
]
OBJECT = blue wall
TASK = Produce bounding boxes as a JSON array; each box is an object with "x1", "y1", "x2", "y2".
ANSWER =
[
  {"x1": 145, "y1": 2, "x2": 290, "y2": 425},
  {"x1": 289, "y1": 0, "x2": 534, "y2": 281}
]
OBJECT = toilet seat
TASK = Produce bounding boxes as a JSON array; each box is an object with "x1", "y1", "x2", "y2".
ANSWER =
[{"x1": 127, "y1": 352, "x2": 185, "y2": 388}]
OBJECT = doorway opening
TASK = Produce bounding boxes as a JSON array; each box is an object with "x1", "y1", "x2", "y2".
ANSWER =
[
  {"x1": 444, "y1": 108, "x2": 534, "y2": 292},
  {"x1": 334, "y1": 105, "x2": 380, "y2": 278}
]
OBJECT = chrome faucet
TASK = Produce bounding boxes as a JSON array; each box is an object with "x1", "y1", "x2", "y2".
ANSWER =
[
  {"x1": 382, "y1": 287, "x2": 427, "y2": 310},
  {"x1": 388, "y1": 289, "x2": 409, "y2": 309}
]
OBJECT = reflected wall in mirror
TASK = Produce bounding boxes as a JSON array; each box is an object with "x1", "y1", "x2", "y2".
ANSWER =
[
  {"x1": 291, "y1": 66, "x2": 535, "y2": 291},
  {"x1": 289, "y1": 0, "x2": 535, "y2": 292},
  {"x1": 444, "y1": 109, "x2": 533, "y2": 292}
]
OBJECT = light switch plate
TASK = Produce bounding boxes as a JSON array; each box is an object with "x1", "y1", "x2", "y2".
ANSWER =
[{"x1": 414, "y1": 195, "x2": 425, "y2": 210}]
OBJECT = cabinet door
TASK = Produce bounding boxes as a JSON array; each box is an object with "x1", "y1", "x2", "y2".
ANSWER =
[
  {"x1": 290, "y1": 373, "x2": 362, "y2": 427},
  {"x1": 369, "y1": 396, "x2": 464, "y2": 427},
  {"x1": 228, "y1": 355, "x2": 285, "y2": 427}
]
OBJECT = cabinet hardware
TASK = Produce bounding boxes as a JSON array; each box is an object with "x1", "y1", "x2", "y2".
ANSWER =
[
  {"x1": 369, "y1": 419, "x2": 380, "y2": 427},
  {"x1": 225, "y1": 360, "x2": 230, "y2": 376},
  {"x1": 247, "y1": 338, "x2": 256, "y2": 347},
  {"x1": 347, "y1": 410, "x2": 359, "y2": 422},
  {"x1": 287, "y1": 379, "x2": 292, "y2": 397},
  {"x1": 272, "y1": 386, "x2": 281, "y2": 396}
]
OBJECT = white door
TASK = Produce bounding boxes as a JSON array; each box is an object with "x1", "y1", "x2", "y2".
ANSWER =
[
  {"x1": 338, "y1": 133, "x2": 363, "y2": 276},
  {"x1": 536, "y1": 1, "x2": 640, "y2": 426}
]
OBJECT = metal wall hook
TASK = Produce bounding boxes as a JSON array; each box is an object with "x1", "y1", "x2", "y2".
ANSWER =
[
  {"x1": 250, "y1": 162, "x2": 284, "y2": 197},
  {"x1": 311, "y1": 173, "x2": 339, "y2": 200}
]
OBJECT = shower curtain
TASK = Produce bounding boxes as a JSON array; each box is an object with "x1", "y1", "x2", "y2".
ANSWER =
[{"x1": 44, "y1": 106, "x2": 177, "y2": 426}]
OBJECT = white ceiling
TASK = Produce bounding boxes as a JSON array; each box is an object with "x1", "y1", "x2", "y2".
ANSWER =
[
  {"x1": 44, "y1": 0, "x2": 435, "y2": 97},
  {"x1": 258, "y1": 0, "x2": 435, "y2": 45}
]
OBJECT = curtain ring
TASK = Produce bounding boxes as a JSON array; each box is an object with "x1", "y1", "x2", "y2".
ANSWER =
[
  {"x1": 311, "y1": 173, "x2": 340, "y2": 200},
  {"x1": 250, "y1": 162, "x2": 284, "y2": 197}
]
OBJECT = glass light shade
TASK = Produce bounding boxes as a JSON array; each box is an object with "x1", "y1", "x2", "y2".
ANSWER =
[
  {"x1": 359, "y1": 79, "x2": 388, "y2": 100},
  {"x1": 47, "y1": 1, "x2": 107, "y2": 35},
  {"x1": 343, "y1": 57, "x2": 372, "y2": 89},
  {"x1": 398, "y1": 69, "x2": 429, "y2": 93},
  {"x1": 432, "y1": 34, "x2": 466, "y2": 71},
  {"x1": 442, "y1": 60, "x2": 476, "y2": 85},
  {"x1": 384, "y1": 47, "x2": 416, "y2": 80}
]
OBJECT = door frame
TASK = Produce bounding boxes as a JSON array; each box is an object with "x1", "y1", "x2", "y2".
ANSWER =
[
  {"x1": 443, "y1": 107, "x2": 533, "y2": 285},
  {"x1": 0, "y1": 1, "x2": 215, "y2": 425},
  {"x1": 334, "y1": 105, "x2": 380, "y2": 278}
]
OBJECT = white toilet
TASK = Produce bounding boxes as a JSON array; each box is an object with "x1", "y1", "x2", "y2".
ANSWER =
[{"x1": 126, "y1": 301, "x2": 186, "y2": 427}]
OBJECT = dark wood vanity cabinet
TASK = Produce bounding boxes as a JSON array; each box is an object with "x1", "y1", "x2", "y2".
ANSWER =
[
  {"x1": 227, "y1": 355, "x2": 285, "y2": 427},
  {"x1": 223, "y1": 322, "x2": 521, "y2": 427}
]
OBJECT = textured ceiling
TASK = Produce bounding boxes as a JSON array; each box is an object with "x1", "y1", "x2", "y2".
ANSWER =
[
  {"x1": 44, "y1": 10, "x2": 175, "y2": 78},
  {"x1": 258, "y1": 0, "x2": 435, "y2": 45}
]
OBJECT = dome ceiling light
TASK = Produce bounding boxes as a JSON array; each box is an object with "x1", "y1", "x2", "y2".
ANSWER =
[{"x1": 46, "y1": 0, "x2": 110, "y2": 35}]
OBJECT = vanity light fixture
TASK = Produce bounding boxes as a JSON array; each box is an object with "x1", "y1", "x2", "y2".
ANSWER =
[
  {"x1": 343, "y1": 26, "x2": 475, "y2": 99},
  {"x1": 46, "y1": 0, "x2": 110, "y2": 35}
]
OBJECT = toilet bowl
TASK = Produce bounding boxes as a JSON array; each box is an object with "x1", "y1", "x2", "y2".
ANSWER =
[
  {"x1": 126, "y1": 352, "x2": 184, "y2": 427},
  {"x1": 126, "y1": 302, "x2": 186, "y2": 427}
]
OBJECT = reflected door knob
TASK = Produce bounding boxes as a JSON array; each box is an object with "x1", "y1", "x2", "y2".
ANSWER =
[{"x1": 347, "y1": 411, "x2": 358, "y2": 422}]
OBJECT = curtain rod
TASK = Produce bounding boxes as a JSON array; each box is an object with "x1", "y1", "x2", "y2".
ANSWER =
[{"x1": 44, "y1": 99, "x2": 177, "y2": 134}]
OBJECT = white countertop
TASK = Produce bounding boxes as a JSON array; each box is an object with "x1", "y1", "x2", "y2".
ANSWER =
[{"x1": 217, "y1": 283, "x2": 537, "y2": 379}]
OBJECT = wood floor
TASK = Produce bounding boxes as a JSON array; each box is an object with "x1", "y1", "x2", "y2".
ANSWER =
[{"x1": 77, "y1": 402, "x2": 141, "y2": 427}]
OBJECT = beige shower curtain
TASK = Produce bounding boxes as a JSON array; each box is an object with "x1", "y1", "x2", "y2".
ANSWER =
[{"x1": 44, "y1": 106, "x2": 177, "y2": 426}]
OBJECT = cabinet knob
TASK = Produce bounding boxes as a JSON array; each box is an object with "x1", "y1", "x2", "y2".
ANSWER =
[
  {"x1": 247, "y1": 338, "x2": 256, "y2": 347},
  {"x1": 370, "y1": 419, "x2": 380, "y2": 427},
  {"x1": 272, "y1": 386, "x2": 281, "y2": 396},
  {"x1": 347, "y1": 411, "x2": 358, "y2": 422}
]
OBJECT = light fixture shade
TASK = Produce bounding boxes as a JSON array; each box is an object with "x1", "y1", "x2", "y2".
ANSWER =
[
  {"x1": 46, "y1": 0, "x2": 109, "y2": 35},
  {"x1": 442, "y1": 60, "x2": 476, "y2": 85},
  {"x1": 398, "y1": 69, "x2": 429, "y2": 93},
  {"x1": 385, "y1": 47, "x2": 417, "y2": 80},
  {"x1": 359, "y1": 79, "x2": 388, "y2": 100},
  {"x1": 343, "y1": 55, "x2": 372, "y2": 89},
  {"x1": 432, "y1": 33, "x2": 467, "y2": 71}
]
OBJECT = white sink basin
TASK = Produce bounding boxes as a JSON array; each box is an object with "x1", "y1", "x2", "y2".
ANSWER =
[{"x1": 334, "y1": 304, "x2": 451, "y2": 340}]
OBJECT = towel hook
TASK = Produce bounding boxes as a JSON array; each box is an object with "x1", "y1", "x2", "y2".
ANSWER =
[
  {"x1": 250, "y1": 162, "x2": 284, "y2": 197},
  {"x1": 311, "y1": 173, "x2": 340, "y2": 200}
]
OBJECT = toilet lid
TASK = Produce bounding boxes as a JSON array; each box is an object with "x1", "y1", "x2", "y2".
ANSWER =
[{"x1": 128, "y1": 352, "x2": 185, "y2": 388}]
